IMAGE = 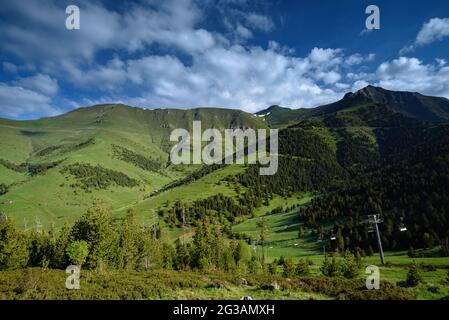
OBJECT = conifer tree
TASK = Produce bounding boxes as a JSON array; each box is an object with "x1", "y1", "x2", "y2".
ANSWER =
[
  {"x1": 117, "y1": 211, "x2": 140, "y2": 270},
  {"x1": 28, "y1": 228, "x2": 53, "y2": 268},
  {"x1": 406, "y1": 263, "x2": 422, "y2": 287},
  {"x1": 174, "y1": 238, "x2": 190, "y2": 270},
  {"x1": 52, "y1": 222, "x2": 71, "y2": 268},
  {"x1": 256, "y1": 217, "x2": 270, "y2": 263},
  {"x1": 295, "y1": 258, "x2": 310, "y2": 276},
  {"x1": 341, "y1": 251, "x2": 358, "y2": 279},
  {"x1": 282, "y1": 257, "x2": 296, "y2": 277},
  {"x1": 0, "y1": 218, "x2": 29, "y2": 269},
  {"x1": 321, "y1": 256, "x2": 340, "y2": 277},
  {"x1": 268, "y1": 261, "x2": 278, "y2": 275},
  {"x1": 70, "y1": 202, "x2": 118, "y2": 269}
]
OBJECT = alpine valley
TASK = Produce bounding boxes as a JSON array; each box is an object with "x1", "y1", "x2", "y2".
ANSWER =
[{"x1": 1, "y1": 85, "x2": 449, "y2": 300}]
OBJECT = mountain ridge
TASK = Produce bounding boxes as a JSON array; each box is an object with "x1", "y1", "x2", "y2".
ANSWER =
[
  {"x1": 3, "y1": 86, "x2": 449, "y2": 128},
  {"x1": 256, "y1": 86, "x2": 449, "y2": 127}
]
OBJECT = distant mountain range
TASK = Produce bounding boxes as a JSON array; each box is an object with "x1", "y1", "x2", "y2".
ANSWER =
[{"x1": 256, "y1": 85, "x2": 449, "y2": 127}]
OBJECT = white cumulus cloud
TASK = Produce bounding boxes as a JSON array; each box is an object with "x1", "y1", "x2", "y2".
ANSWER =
[
  {"x1": 401, "y1": 17, "x2": 449, "y2": 53},
  {"x1": 0, "y1": 84, "x2": 59, "y2": 118},
  {"x1": 416, "y1": 17, "x2": 449, "y2": 46},
  {"x1": 374, "y1": 57, "x2": 449, "y2": 97},
  {"x1": 15, "y1": 74, "x2": 59, "y2": 96}
]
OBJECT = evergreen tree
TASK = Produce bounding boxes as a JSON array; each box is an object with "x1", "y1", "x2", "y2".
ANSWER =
[
  {"x1": 295, "y1": 258, "x2": 310, "y2": 276},
  {"x1": 191, "y1": 219, "x2": 232, "y2": 271},
  {"x1": 320, "y1": 256, "x2": 340, "y2": 277},
  {"x1": 282, "y1": 257, "x2": 296, "y2": 278},
  {"x1": 28, "y1": 229, "x2": 53, "y2": 268},
  {"x1": 0, "y1": 218, "x2": 29, "y2": 269},
  {"x1": 247, "y1": 257, "x2": 263, "y2": 274},
  {"x1": 174, "y1": 239, "x2": 190, "y2": 270},
  {"x1": 278, "y1": 256, "x2": 285, "y2": 266},
  {"x1": 256, "y1": 217, "x2": 270, "y2": 263},
  {"x1": 231, "y1": 240, "x2": 252, "y2": 265},
  {"x1": 117, "y1": 211, "x2": 140, "y2": 270},
  {"x1": 70, "y1": 203, "x2": 118, "y2": 269},
  {"x1": 341, "y1": 251, "x2": 358, "y2": 279},
  {"x1": 161, "y1": 242, "x2": 175, "y2": 269},
  {"x1": 139, "y1": 225, "x2": 163, "y2": 270},
  {"x1": 268, "y1": 261, "x2": 278, "y2": 275},
  {"x1": 406, "y1": 263, "x2": 422, "y2": 287},
  {"x1": 52, "y1": 222, "x2": 71, "y2": 268}
]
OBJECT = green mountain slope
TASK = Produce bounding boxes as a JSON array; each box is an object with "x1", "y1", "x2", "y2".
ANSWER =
[
  {"x1": 0, "y1": 104, "x2": 267, "y2": 227},
  {"x1": 1, "y1": 85, "x2": 449, "y2": 238}
]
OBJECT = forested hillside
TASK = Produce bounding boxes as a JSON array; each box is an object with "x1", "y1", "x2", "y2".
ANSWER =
[{"x1": 1, "y1": 85, "x2": 449, "y2": 257}]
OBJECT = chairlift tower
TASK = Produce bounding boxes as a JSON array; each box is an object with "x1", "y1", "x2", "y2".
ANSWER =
[
  {"x1": 318, "y1": 233, "x2": 336, "y2": 258},
  {"x1": 368, "y1": 214, "x2": 385, "y2": 265}
]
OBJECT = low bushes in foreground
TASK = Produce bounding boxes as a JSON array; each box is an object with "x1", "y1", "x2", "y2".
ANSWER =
[{"x1": 0, "y1": 268, "x2": 415, "y2": 300}]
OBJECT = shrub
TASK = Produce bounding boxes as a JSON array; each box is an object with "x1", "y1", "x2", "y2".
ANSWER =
[
  {"x1": 278, "y1": 256, "x2": 285, "y2": 266},
  {"x1": 282, "y1": 257, "x2": 296, "y2": 278},
  {"x1": 0, "y1": 184, "x2": 8, "y2": 195},
  {"x1": 321, "y1": 256, "x2": 340, "y2": 277},
  {"x1": 341, "y1": 251, "x2": 359, "y2": 279},
  {"x1": 406, "y1": 263, "x2": 422, "y2": 287},
  {"x1": 66, "y1": 241, "x2": 89, "y2": 267},
  {"x1": 232, "y1": 241, "x2": 252, "y2": 264},
  {"x1": 295, "y1": 258, "x2": 310, "y2": 276},
  {"x1": 248, "y1": 258, "x2": 263, "y2": 274},
  {"x1": 268, "y1": 261, "x2": 278, "y2": 275}
]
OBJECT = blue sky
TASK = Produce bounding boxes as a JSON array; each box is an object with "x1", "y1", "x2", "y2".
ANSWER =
[{"x1": 1, "y1": 0, "x2": 449, "y2": 119}]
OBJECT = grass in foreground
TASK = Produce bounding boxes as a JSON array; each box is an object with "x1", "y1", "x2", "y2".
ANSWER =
[{"x1": 0, "y1": 268, "x2": 415, "y2": 300}]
